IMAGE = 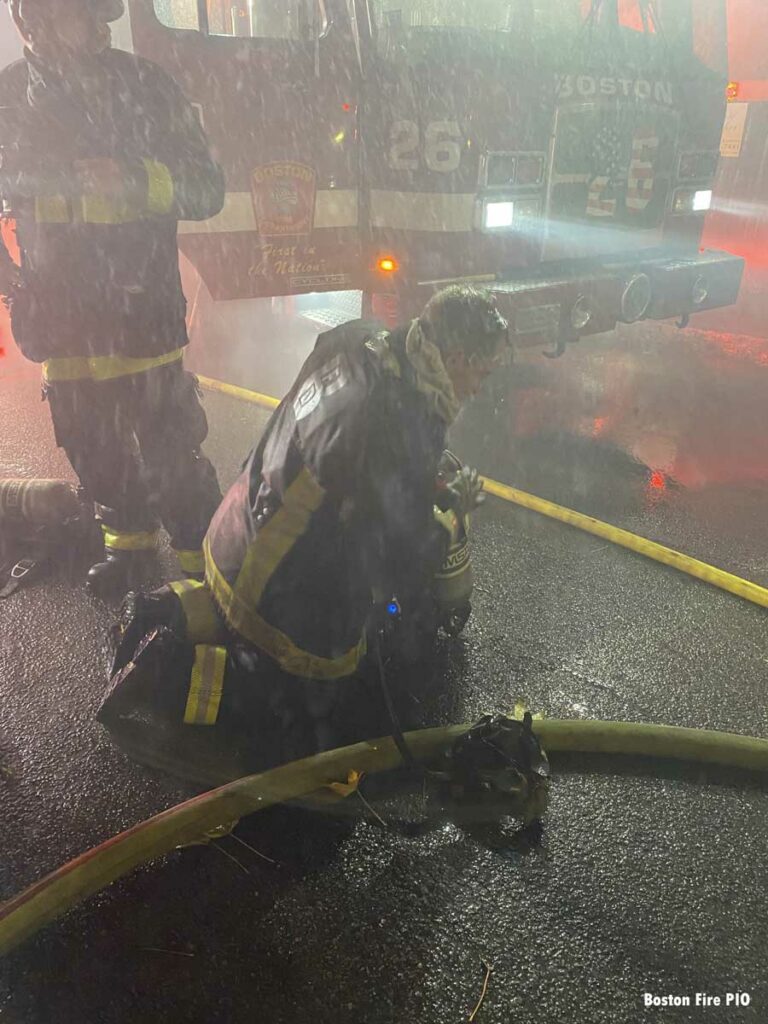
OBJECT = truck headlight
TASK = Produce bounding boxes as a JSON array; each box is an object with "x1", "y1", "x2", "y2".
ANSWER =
[
  {"x1": 672, "y1": 188, "x2": 713, "y2": 214},
  {"x1": 479, "y1": 197, "x2": 540, "y2": 232},
  {"x1": 483, "y1": 200, "x2": 515, "y2": 230},
  {"x1": 620, "y1": 274, "x2": 652, "y2": 323}
]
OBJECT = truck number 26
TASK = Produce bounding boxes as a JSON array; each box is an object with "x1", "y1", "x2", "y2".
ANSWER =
[{"x1": 388, "y1": 120, "x2": 463, "y2": 173}]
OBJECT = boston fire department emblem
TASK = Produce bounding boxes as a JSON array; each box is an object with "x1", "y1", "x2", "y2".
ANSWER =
[{"x1": 251, "y1": 161, "x2": 317, "y2": 237}]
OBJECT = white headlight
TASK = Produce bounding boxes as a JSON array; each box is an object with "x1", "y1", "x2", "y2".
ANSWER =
[
  {"x1": 484, "y1": 201, "x2": 515, "y2": 229},
  {"x1": 673, "y1": 187, "x2": 714, "y2": 215}
]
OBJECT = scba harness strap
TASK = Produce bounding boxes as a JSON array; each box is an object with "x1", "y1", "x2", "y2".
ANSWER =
[{"x1": 0, "y1": 557, "x2": 44, "y2": 599}]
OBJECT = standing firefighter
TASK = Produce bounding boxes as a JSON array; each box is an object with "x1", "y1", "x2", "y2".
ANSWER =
[
  {"x1": 0, "y1": 0, "x2": 224, "y2": 595},
  {"x1": 102, "y1": 285, "x2": 511, "y2": 758}
]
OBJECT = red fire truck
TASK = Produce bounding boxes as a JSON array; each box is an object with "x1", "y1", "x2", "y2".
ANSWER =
[
  {"x1": 2, "y1": 0, "x2": 743, "y2": 357},
  {"x1": 115, "y1": 0, "x2": 741, "y2": 354},
  {"x1": 698, "y1": 0, "x2": 768, "y2": 339}
]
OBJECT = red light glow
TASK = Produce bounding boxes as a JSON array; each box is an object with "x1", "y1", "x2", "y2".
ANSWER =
[{"x1": 649, "y1": 470, "x2": 666, "y2": 491}]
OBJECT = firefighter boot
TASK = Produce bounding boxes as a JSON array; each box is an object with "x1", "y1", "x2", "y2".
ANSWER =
[
  {"x1": 86, "y1": 548, "x2": 155, "y2": 599},
  {"x1": 109, "y1": 586, "x2": 188, "y2": 677},
  {"x1": 98, "y1": 626, "x2": 194, "y2": 726}
]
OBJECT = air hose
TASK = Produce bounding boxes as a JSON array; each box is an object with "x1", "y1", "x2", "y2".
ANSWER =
[{"x1": 2, "y1": 719, "x2": 768, "y2": 957}]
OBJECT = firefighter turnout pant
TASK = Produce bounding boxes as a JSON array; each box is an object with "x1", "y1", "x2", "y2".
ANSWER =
[{"x1": 44, "y1": 357, "x2": 222, "y2": 573}]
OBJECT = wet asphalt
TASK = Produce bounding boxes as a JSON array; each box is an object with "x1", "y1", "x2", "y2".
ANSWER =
[{"x1": 1, "y1": 320, "x2": 768, "y2": 1023}]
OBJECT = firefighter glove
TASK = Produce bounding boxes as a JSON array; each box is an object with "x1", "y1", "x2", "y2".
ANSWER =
[{"x1": 446, "y1": 465, "x2": 485, "y2": 518}]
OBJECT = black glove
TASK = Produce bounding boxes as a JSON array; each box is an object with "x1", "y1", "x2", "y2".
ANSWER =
[{"x1": 446, "y1": 465, "x2": 485, "y2": 519}]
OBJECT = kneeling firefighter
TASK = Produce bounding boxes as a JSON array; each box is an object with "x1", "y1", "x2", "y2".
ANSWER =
[{"x1": 99, "y1": 285, "x2": 511, "y2": 759}]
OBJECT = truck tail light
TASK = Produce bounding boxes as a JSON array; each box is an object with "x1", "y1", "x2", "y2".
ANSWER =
[{"x1": 377, "y1": 256, "x2": 399, "y2": 273}]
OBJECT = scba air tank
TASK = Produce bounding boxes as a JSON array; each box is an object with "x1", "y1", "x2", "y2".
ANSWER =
[{"x1": 0, "y1": 478, "x2": 81, "y2": 530}]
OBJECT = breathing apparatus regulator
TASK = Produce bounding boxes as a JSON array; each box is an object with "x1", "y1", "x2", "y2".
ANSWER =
[
  {"x1": 430, "y1": 713, "x2": 550, "y2": 825},
  {"x1": 0, "y1": 478, "x2": 100, "y2": 597}
]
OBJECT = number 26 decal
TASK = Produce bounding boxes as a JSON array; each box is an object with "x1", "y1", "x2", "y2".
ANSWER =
[
  {"x1": 388, "y1": 120, "x2": 463, "y2": 173},
  {"x1": 587, "y1": 128, "x2": 660, "y2": 219}
]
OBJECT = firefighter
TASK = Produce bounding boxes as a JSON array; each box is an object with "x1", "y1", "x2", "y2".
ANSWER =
[
  {"x1": 0, "y1": 0, "x2": 225, "y2": 595},
  {"x1": 101, "y1": 285, "x2": 511, "y2": 759}
]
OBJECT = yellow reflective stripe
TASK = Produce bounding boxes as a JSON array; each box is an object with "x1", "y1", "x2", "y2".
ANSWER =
[
  {"x1": 169, "y1": 579, "x2": 196, "y2": 596},
  {"x1": 234, "y1": 468, "x2": 325, "y2": 607},
  {"x1": 34, "y1": 196, "x2": 70, "y2": 223},
  {"x1": 183, "y1": 644, "x2": 226, "y2": 725},
  {"x1": 143, "y1": 159, "x2": 175, "y2": 215},
  {"x1": 101, "y1": 525, "x2": 159, "y2": 551},
  {"x1": 204, "y1": 536, "x2": 365, "y2": 680},
  {"x1": 42, "y1": 348, "x2": 183, "y2": 383},
  {"x1": 174, "y1": 549, "x2": 205, "y2": 574},
  {"x1": 79, "y1": 193, "x2": 136, "y2": 225},
  {"x1": 168, "y1": 578, "x2": 225, "y2": 645}
]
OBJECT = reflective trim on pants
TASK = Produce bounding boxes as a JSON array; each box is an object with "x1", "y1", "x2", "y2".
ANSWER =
[
  {"x1": 184, "y1": 644, "x2": 226, "y2": 725},
  {"x1": 101, "y1": 525, "x2": 159, "y2": 551}
]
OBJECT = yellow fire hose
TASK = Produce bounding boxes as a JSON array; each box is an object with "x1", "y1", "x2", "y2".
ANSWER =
[
  {"x1": 197, "y1": 375, "x2": 768, "y2": 612},
  {"x1": 3, "y1": 719, "x2": 768, "y2": 957},
  {"x1": 197, "y1": 375, "x2": 280, "y2": 412},
  {"x1": 480, "y1": 478, "x2": 768, "y2": 609}
]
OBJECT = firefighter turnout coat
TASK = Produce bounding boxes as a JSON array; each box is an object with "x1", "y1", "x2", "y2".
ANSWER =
[
  {"x1": 203, "y1": 321, "x2": 450, "y2": 681},
  {"x1": 0, "y1": 46, "x2": 224, "y2": 369}
]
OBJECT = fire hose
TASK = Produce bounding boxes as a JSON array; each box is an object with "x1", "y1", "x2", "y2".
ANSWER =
[
  {"x1": 196, "y1": 375, "x2": 768, "y2": 613},
  {"x1": 2, "y1": 718, "x2": 768, "y2": 957}
]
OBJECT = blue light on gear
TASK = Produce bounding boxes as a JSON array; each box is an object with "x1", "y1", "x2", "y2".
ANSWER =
[{"x1": 387, "y1": 601, "x2": 400, "y2": 616}]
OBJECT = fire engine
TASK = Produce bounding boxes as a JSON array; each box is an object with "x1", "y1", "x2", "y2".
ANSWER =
[
  {"x1": 699, "y1": 0, "x2": 768, "y2": 340},
  {"x1": 1, "y1": 0, "x2": 746, "y2": 357}
]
